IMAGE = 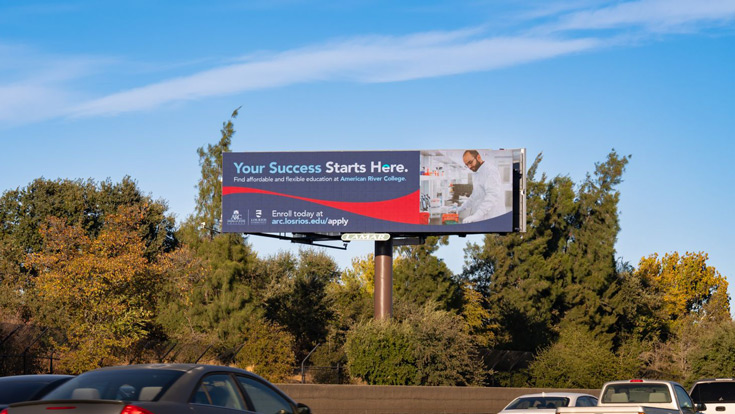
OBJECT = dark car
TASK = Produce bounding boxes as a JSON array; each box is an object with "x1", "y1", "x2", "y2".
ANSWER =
[
  {"x1": 1, "y1": 364, "x2": 309, "y2": 414},
  {"x1": 0, "y1": 374, "x2": 74, "y2": 410}
]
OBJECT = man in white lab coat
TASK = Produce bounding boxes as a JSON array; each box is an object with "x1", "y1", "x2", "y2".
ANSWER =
[{"x1": 456, "y1": 150, "x2": 504, "y2": 223}]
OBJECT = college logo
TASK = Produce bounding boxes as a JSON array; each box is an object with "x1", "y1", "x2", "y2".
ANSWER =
[
  {"x1": 226, "y1": 209, "x2": 247, "y2": 225},
  {"x1": 249, "y1": 210, "x2": 267, "y2": 225}
]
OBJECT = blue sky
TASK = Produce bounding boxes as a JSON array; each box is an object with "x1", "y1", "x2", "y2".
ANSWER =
[{"x1": 2, "y1": 0, "x2": 734, "y2": 301}]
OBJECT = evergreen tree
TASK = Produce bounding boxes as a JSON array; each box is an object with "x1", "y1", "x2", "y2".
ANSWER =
[
  {"x1": 687, "y1": 320, "x2": 735, "y2": 383},
  {"x1": 160, "y1": 108, "x2": 283, "y2": 366},
  {"x1": 393, "y1": 236, "x2": 462, "y2": 312},
  {"x1": 187, "y1": 106, "x2": 240, "y2": 238},
  {"x1": 463, "y1": 150, "x2": 631, "y2": 351},
  {"x1": 262, "y1": 250, "x2": 337, "y2": 361}
]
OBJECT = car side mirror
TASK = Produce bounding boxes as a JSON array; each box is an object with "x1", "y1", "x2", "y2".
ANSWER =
[
  {"x1": 296, "y1": 403, "x2": 311, "y2": 414},
  {"x1": 695, "y1": 403, "x2": 706, "y2": 412}
]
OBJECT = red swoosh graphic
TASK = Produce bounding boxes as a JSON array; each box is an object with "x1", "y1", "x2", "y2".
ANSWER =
[{"x1": 223, "y1": 186, "x2": 420, "y2": 224}]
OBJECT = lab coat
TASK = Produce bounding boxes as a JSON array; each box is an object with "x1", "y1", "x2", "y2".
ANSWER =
[{"x1": 458, "y1": 160, "x2": 504, "y2": 223}]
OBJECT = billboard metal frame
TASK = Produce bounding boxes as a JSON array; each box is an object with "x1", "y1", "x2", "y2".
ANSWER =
[{"x1": 222, "y1": 148, "x2": 526, "y2": 238}]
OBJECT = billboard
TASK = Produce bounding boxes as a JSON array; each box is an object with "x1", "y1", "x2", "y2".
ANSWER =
[{"x1": 222, "y1": 149, "x2": 525, "y2": 234}]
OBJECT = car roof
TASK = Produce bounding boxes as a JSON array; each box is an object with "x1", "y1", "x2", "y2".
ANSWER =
[
  {"x1": 90, "y1": 363, "x2": 242, "y2": 373},
  {"x1": 84, "y1": 364, "x2": 272, "y2": 383},
  {"x1": 514, "y1": 393, "x2": 595, "y2": 398},
  {"x1": 692, "y1": 378, "x2": 735, "y2": 383},
  {"x1": 0, "y1": 375, "x2": 74, "y2": 383}
]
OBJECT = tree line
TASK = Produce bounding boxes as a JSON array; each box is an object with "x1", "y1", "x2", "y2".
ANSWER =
[{"x1": 0, "y1": 109, "x2": 731, "y2": 388}]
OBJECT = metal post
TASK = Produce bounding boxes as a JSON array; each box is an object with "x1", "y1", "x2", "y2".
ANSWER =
[
  {"x1": 194, "y1": 345, "x2": 212, "y2": 364},
  {"x1": 374, "y1": 239, "x2": 393, "y2": 320},
  {"x1": 159, "y1": 342, "x2": 177, "y2": 363},
  {"x1": 22, "y1": 328, "x2": 48, "y2": 375},
  {"x1": 301, "y1": 343, "x2": 320, "y2": 384}
]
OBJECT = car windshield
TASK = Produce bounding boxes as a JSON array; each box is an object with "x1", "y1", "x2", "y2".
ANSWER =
[
  {"x1": 602, "y1": 384, "x2": 671, "y2": 404},
  {"x1": 691, "y1": 382, "x2": 735, "y2": 403},
  {"x1": 506, "y1": 397, "x2": 571, "y2": 409},
  {"x1": 43, "y1": 369, "x2": 184, "y2": 402},
  {"x1": 0, "y1": 381, "x2": 59, "y2": 404}
]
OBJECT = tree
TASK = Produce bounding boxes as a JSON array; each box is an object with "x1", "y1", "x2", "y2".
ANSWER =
[
  {"x1": 463, "y1": 150, "x2": 631, "y2": 351},
  {"x1": 310, "y1": 254, "x2": 374, "y2": 373},
  {"x1": 635, "y1": 251, "x2": 730, "y2": 330},
  {"x1": 160, "y1": 233, "x2": 262, "y2": 354},
  {"x1": 687, "y1": 320, "x2": 735, "y2": 384},
  {"x1": 27, "y1": 205, "x2": 166, "y2": 373},
  {"x1": 605, "y1": 260, "x2": 670, "y2": 347},
  {"x1": 160, "y1": 107, "x2": 283, "y2": 366},
  {"x1": 189, "y1": 107, "x2": 240, "y2": 238},
  {"x1": 262, "y1": 250, "x2": 337, "y2": 361},
  {"x1": 0, "y1": 177, "x2": 176, "y2": 322},
  {"x1": 393, "y1": 236, "x2": 462, "y2": 312}
]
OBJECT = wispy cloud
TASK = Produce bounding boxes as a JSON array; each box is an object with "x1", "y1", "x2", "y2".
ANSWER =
[
  {"x1": 547, "y1": 0, "x2": 735, "y2": 33},
  {"x1": 2, "y1": 0, "x2": 734, "y2": 123},
  {"x1": 69, "y1": 32, "x2": 598, "y2": 117},
  {"x1": 0, "y1": 43, "x2": 111, "y2": 124}
]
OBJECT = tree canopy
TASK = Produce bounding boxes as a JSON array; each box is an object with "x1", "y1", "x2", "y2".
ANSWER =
[{"x1": 463, "y1": 150, "x2": 631, "y2": 352}]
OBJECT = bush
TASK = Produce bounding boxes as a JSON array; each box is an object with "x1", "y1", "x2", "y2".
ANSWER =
[
  {"x1": 345, "y1": 303, "x2": 483, "y2": 385},
  {"x1": 345, "y1": 320, "x2": 417, "y2": 385},
  {"x1": 529, "y1": 323, "x2": 620, "y2": 389},
  {"x1": 234, "y1": 318, "x2": 295, "y2": 383}
]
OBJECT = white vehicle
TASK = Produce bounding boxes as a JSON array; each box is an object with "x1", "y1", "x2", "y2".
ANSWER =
[
  {"x1": 556, "y1": 379, "x2": 697, "y2": 414},
  {"x1": 690, "y1": 378, "x2": 735, "y2": 414},
  {"x1": 499, "y1": 392, "x2": 599, "y2": 414}
]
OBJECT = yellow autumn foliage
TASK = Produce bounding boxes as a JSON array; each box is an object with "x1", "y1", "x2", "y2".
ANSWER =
[
  {"x1": 27, "y1": 205, "x2": 168, "y2": 373},
  {"x1": 635, "y1": 251, "x2": 730, "y2": 329}
]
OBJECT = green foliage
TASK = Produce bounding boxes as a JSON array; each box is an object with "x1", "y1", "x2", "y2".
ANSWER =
[
  {"x1": 345, "y1": 302, "x2": 484, "y2": 386},
  {"x1": 606, "y1": 263, "x2": 670, "y2": 346},
  {"x1": 262, "y1": 250, "x2": 337, "y2": 361},
  {"x1": 0, "y1": 177, "x2": 175, "y2": 258},
  {"x1": 232, "y1": 315, "x2": 296, "y2": 383},
  {"x1": 0, "y1": 177, "x2": 175, "y2": 325},
  {"x1": 345, "y1": 319, "x2": 417, "y2": 385},
  {"x1": 319, "y1": 254, "x2": 375, "y2": 367},
  {"x1": 463, "y1": 150, "x2": 631, "y2": 351},
  {"x1": 529, "y1": 323, "x2": 628, "y2": 389},
  {"x1": 158, "y1": 233, "x2": 262, "y2": 353},
  {"x1": 158, "y1": 108, "x2": 278, "y2": 364},
  {"x1": 686, "y1": 320, "x2": 735, "y2": 385},
  {"x1": 394, "y1": 236, "x2": 463, "y2": 312},
  {"x1": 191, "y1": 107, "x2": 239, "y2": 237},
  {"x1": 328, "y1": 254, "x2": 374, "y2": 330},
  {"x1": 397, "y1": 301, "x2": 485, "y2": 386}
]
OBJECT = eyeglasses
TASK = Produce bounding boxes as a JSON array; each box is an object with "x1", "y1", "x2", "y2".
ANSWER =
[{"x1": 464, "y1": 156, "x2": 478, "y2": 168}]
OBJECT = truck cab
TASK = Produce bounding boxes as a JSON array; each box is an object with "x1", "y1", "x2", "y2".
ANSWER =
[{"x1": 557, "y1": 379, "x2": 697, "y2": 414}]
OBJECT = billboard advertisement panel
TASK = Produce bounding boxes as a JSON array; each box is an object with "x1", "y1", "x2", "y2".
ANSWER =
[{"x1": 222, "y1": 149, "x2": 524, "y2": 234}]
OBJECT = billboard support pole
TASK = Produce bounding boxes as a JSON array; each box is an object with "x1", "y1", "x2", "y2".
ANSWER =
[{"x1": 374, "y1": 239, "x2": 393, "y2": 320}]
